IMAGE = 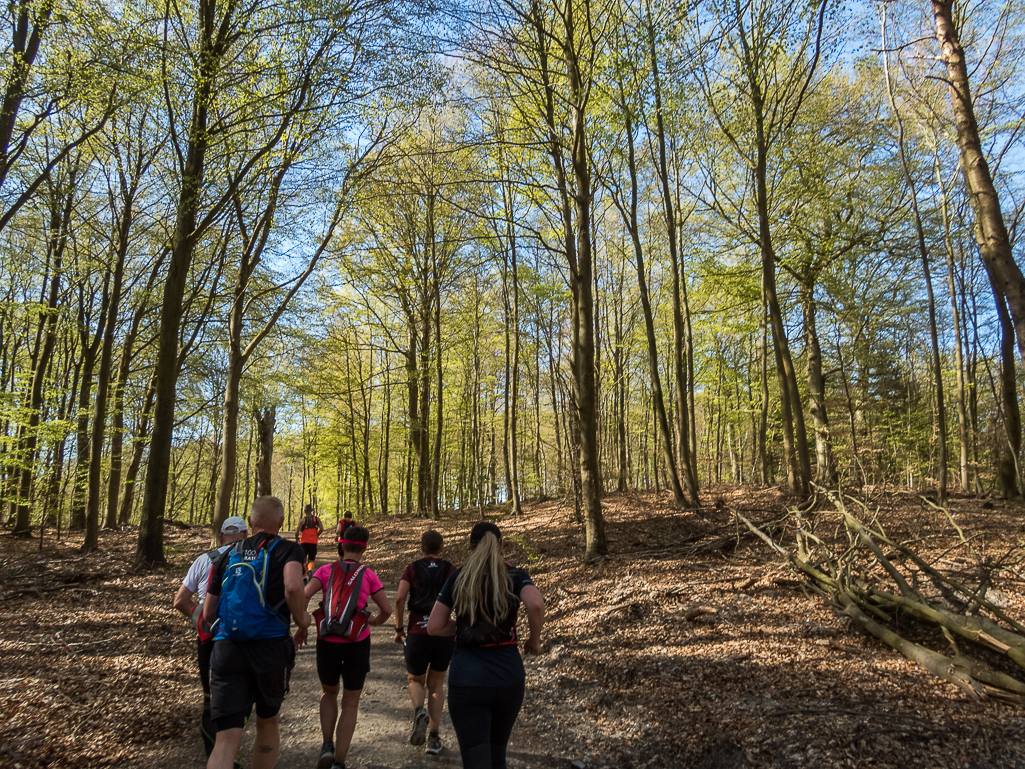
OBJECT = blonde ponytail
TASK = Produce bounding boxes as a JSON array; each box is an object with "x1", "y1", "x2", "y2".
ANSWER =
[{"x1": 453, "y1": 532, "x2": 516, "y2": 624}]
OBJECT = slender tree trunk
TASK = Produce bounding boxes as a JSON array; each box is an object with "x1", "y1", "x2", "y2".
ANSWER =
[
  {"x1": 802, "y1": 282, "x2": 836, "y2": 485},
  {"x1": 431, "y1": 273, "x2": 443, "y2": 518},
  {"x1": 136, "y1": 0, "x2": 239, "y2": 567},
  {"x1": 506, "y1": 170, "x2": 522, "y2": 514},
  {"x1": 564, "y1": 0, "x2": 605, "y2": 557},
  {"x1": 380, "y1": 367, "x2": 391, "y2": 515},
  {"x1": 881, "y1": 14, "x2": 947, "y2": 504},
  {"x1": 119, "y1": 379, "x2": 156, "y2": 525},
  {"x1": 13, "y1": 170, "x2": 77, "y2": 535},
  {"x1": 936, "y1": 155, "x2": 970, "y2": 491},
  {"x1": 69, "y1": 332, "x2": 101, "y2": 531},
  {"x1": 995, "y1": 291, "x2": 1022, "y2": 500},
  {"x1": 84, "y1": 207, "x2": 131, "y2": 549},
  {"x1": 254, "y1": 406, "x2": 275, "y2": 496},
  {"x1": 758, "y1": 287, "x2": 770, "y2": 485},
  {"x1": 755, "y1": 118, "x2": 810, "y2": 494},
  {"x1": 611, "y1": 89, "x2": 688, "y2": 507},
  {"x1": 645, "y1": 10, "x2": 699, "y2": 505},
  {"x1": 931, "y1": 0, "x2": 1025, "y2": 367}
]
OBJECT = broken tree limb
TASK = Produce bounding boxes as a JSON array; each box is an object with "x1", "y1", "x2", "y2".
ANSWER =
[{"x1": 740, "y1": 499, "x2": 1025, "y2": 705}]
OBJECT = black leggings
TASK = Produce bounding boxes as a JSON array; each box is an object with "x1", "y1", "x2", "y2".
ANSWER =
[{"x1": 447, "y1": 681, "x2": 525, "y2": 769}]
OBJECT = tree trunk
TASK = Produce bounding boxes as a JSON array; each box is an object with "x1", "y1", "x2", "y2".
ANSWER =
[
  {"x1": 931, "y1": 0, "x2": 1025, "y2": 368},
  {"x1": 755, "y1": 113, "x2": 811, "y2": 495},
  {"x1": 881, "y1": 12, "x2": 947, "y2": 504},
  {"x1": 84, "y1": 207, "x2": 131, "y2": 550},
  {"x1": 119, "y1": 379, "x2": 156, "y2": 525},
  {"x1": 802, "y1": 283, "x2": 836, "y2": 485},
  {"x1": 136, "y1": 0, "x2": 238, "y2": 568},
  {"x1": 758, "y1": 287, "x2": 770, "y2": 485},
  {"x1": 69, "y1": 329, "x2": 101, "y2": 531},
  {"x1": 12, "y1": 169, "x2": 77, "y2": 535},
  {"x1": 611, "y1": 87, "x2": 688, "y2": 507},
  {"x1": 564, "y1": 0, "x2": 605, "y2": 558},
  {"x1": 645, "y1": 10, "x2": 699, "y2": 506},
  {"x1": 936, "y1": 154, "x2": 970, "y2": 491},
  {"x1": 254, "y1": 406, "x2": 275, "y2": 496},
  {"x1": 995, "y1": 291, "x2": 1022, "y2": 500}
]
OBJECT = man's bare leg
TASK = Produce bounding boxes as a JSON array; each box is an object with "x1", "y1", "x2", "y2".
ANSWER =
[
  {"x1": 207, "y1": 728, "x2": 244, "y2": 769},
  {"x1": 334, "y1": 688, "x2": 363, "y2": 761},
  {"x1": 251, "y1": 715, "x2": 280, "y2": 769}
]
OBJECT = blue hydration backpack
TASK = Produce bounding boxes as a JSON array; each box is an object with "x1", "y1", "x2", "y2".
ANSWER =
[{"x1": 216, "y1": 538, "x2": 289, "y2": 641}]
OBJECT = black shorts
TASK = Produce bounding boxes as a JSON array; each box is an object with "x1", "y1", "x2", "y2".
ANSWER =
[
  {"x1": 404, "y1": 632, "x2": 455, "y2": 676},
  {"x1": 301, "y1": 543, "x2": 318, "y2": 561},
  {"x1": 209, "y1": 635, "x2": 295, "y2": 730},
  {"x1": 316, "y1": 637, "x2": 371, "y2": 691}
]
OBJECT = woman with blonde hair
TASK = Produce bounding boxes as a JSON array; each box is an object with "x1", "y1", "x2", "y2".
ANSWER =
[{"x1": 427, "y1": 521, "x2": 544, "y2": 769}]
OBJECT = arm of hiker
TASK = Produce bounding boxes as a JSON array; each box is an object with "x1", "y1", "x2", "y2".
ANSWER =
[
  {"x1": 520, "y1": 584, "x2": 545, "y2": 655},
  {"x1": 368, "y1": 589, "x2": 392, "y2": 627},
  {"x1": 317, "y1": 518, "x2": 324, "y2": 535},
  {"x1": 173, "y1": 585, "x2": 195, "y2": 620},
  {"x1": 284, "y1": 560, "x2": 312, "y2": 631},
  {"x1": 203, "y1": 591, "x2": 220, "y2": 626},
  {"x1": 304, "y1": 575, "x2": 323, "y2": 600},
  {"x1": 393, "y1": 579, "x2": 410, "y2": 642},
  {"x1": 427, "y1": 599, "x2": 455, "y2": 637}
]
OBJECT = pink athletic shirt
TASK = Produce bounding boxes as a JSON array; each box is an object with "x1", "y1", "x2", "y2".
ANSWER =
[{"x1": 312, "y1": 561, "x2": 384, "y2": 643}]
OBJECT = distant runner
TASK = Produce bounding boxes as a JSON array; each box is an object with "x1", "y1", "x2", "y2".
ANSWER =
[
  {"x1": 394, "y1": 529, "x2": 454, "y2": 754},
  {"x1": 295, "y1": 504, "x2": 324, "y2": 580},
  {"x1": 334, "y1": 514, "x2": 357, "y2": 544},
  {"x1": 173, "y1": 516, "x2": 248, "y2": 763}
]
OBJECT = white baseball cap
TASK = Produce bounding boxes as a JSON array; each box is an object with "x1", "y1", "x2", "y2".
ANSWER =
[{"x1": 221, "y1": 516, "x2": 248, "y2": 534}]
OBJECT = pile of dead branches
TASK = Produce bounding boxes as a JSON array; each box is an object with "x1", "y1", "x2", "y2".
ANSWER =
[{"x1": 739, "y1": 488, "x2": 1025, "y2": 705}]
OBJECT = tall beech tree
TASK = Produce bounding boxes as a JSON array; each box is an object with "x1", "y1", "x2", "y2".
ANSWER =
[
  {"x1": 694, "y1": 0, "x2": 828, "y2": 495},
  {"x1": 929, "y1": 0, "x2": 1025, "y2": 368}
]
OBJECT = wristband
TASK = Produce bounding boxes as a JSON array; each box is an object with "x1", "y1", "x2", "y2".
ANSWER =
[{"x1": 396, "y1": 627, "x2": 404, "y2": 632}]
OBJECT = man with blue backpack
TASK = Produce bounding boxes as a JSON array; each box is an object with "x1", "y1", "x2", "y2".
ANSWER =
[
  {"x1": 173, "y1": 515, "x2": 249, "y2": 763},
  {"x1": 203, "y1": 496, "x2": 312, "y2": 769}
]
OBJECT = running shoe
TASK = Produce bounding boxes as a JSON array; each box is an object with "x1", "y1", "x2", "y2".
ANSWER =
[
  {"x1": 318, "y1": 740, "x2": 335, "y2": 769},
  {"x1": 410, "y1": 706, "x2": 429, "y2": 746},
  {"x1": 425, "y1": 731, "x2": 442, "y2": 755},
  {"x1": 330, "y1": 763, "x2": 345, "y2": 769}
]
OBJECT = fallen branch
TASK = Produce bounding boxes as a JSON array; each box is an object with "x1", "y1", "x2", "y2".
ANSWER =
[{"x1": 739, "y1": 498, "x2": 1025, "y2": 705}]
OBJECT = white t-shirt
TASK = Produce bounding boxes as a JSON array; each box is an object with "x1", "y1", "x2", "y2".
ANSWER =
[{"x1": 181, "y1": 544, "x2": 232, "y2": 603}]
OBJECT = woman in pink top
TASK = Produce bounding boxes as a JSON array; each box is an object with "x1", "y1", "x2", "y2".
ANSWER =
[{"x1": 296, "y1": 525, "x2": 391, "y2": 769}]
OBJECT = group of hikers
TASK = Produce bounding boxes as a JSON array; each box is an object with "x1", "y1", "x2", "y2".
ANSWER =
[{"x1": 173, "y1": 496, "x2": 545, "y2": 769}]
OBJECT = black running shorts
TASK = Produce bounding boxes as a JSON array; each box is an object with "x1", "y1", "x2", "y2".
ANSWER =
[
  {"x1": 209, "y1": 635, "x2": 295, "y2": 730},
  {"x1": 316, "y1": 637, "x2": 371, "y2": 691},
  {"x1": 301, "y1": 543, "x2": 318, "y2": 562},
  {"x1": 403, "y1": 632, "x2": 455, "y2": 676}
]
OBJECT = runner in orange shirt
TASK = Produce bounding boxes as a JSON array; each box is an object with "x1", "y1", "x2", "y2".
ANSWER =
[{"x1": 295, "y1": 504, "x2": 324, "y2": 580}]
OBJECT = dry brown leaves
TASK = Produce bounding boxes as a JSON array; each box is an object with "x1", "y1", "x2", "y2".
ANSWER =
[{"x1": 2, "y1": 487, "x2": 1025, "y2": 768}]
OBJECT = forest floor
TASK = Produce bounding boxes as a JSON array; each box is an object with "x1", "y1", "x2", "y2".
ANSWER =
[{"x1": 2, "y1": 487, "x2": 1025, "y2": 769}]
